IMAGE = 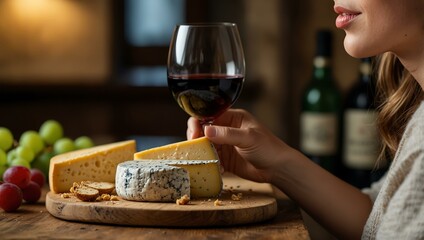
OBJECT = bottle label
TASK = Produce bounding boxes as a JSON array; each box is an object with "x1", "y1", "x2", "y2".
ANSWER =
[
  {"x1": 343, "y1": 109, "x2": 380, "y2": 169},
  {"x1": 300, "y1": 112, "x2": 338, "y2": 155},
  {"x1": 313, "y1": 57, "x2": 331, "y2": 68}
]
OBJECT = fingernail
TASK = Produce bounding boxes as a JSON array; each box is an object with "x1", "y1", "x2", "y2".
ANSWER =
[
  {"x1": 205, "y1": 126, "x2": 216, "y2": 137},
  {"x1": 186, "y1": 129, "x2": 192, "y2": 139}
]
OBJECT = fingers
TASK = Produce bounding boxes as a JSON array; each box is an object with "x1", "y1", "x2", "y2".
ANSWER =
[
  {"x1": 212, "y1": 108, "x2": 249, "y2": 128},
  {"x1": 186, "y1": 117, "x2": 203, "y2": 140},
  {"x1": 187, "y1": 108, "x2": 256, "y2": 140},
  {"x1": 204, "y1": 125, "x2": 257, "y2": 149}
]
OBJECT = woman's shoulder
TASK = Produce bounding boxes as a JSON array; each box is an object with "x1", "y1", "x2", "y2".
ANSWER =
[
  {"x1": 399, "y1": 100, "x2": 424, "y2": 151},
  {"x1": 409, "y1": 100, "x2": 424, "y2": 127},
  {"x1": 363, "y1": 103, "x2": 424, "y2": 239},
  {"x1": 411, "y1": 100, "x2": 424, "y2": 125}
]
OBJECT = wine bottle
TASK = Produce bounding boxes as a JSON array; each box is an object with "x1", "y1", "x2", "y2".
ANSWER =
[
  {"x1": 300, "y1": 30, "x2": 342, "y2": 174},
  {"x1": 342, "y1": 57, "x2": 384, "y2": 188}
]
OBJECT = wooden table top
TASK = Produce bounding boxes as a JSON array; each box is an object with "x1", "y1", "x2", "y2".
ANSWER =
[{"x1": 0, "y1": 176, "x2": 310, "y2": 240}]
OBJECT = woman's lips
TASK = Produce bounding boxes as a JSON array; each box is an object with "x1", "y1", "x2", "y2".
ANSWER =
[{"x1": 334, "y1": 6, "x2": 361, "y2": 29}]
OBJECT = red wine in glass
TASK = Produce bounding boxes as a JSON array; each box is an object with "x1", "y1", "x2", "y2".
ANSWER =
[
  {"x1": 167, "y1": 23, "x2": 245, "y2": 125},
  {"x1": 168, "y1": 74, "x2": 244, "y2": 124}
]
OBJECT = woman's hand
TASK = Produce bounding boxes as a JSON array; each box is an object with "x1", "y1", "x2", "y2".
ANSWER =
[
  {"x1": 188, "y1": 109, "x2": 373, "y2": 239},
  {"x1": 187, "y1": 109, "x2": 291, "y2": 183}
]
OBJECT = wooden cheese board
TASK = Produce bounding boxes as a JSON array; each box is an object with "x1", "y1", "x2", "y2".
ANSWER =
[{"x1": 45, "y1": 173, "x2": 278, "y2": 227}]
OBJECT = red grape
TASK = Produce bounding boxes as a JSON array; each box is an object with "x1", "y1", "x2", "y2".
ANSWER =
[
  {"x1": 30, "y1": 169, "x2": 45, "y2": 188},
  {"x1": 0, "y1": 183, "x2": 23, "y2": 212},
  {"x1": 3, "y1": 166, "x2": 31, "y2": 189},
  {"x1": 22, "y1": 181, "x2": 41, "y2": 203}
]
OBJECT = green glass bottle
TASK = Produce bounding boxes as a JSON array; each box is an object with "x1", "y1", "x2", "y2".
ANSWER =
[
  {"x1": 300, "y1": 30, "x2": 342, "y2": 174},
  {"x1": 342, "y1": 57, "x2": 385, "y2": 188}
]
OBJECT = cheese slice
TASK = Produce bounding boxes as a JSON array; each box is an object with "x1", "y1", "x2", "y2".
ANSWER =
[
  {"x1": 133, "y1": 137, "x2": 218, "y2": 160},
  {"x1": 115, "y1": 160, "x2": 222, "y2": 201},
  {"x1": 169, "y1": 160, "x2": 222, "y2": 198},
  {"x1": 49, "y1": 140, "x2": 136, "y2": 193}
]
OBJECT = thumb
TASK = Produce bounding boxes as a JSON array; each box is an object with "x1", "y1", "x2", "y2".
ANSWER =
[{"x1": 204, "y1": 125, "x2": 255, "y2": 148}]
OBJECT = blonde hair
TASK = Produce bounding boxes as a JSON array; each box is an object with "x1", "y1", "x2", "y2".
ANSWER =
[{"x1": 376, "y1": 52, "x2": 424, "y2": 161}]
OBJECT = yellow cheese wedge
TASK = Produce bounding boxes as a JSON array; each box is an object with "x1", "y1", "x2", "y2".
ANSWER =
[
  {"x1": 49, "y1": 140, "x2": 136, "y2": 193},
  {"x1": 169, "y1": 160, "x2": 222, "y2": 198},
  {"x1": 133, "y1": 137, "x2": 218, "y2": 160}
]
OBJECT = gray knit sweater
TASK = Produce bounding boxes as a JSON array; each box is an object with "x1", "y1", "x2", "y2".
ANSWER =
[{"x1": 362, "y1": 101, "x2": 424, "y2": 239}]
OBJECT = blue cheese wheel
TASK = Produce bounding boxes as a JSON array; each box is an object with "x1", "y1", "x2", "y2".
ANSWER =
[{"x1": 116, "y1": 161, "x2": 190, "y2": 202}]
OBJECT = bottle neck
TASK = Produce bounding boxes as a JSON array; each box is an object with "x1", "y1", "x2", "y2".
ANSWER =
[
  {"x1": 359, "y1": 61, "x2": 372, "y2": 84},
  {"x1": 313, "y1": 56, "x2": 332, "y2": 81}
]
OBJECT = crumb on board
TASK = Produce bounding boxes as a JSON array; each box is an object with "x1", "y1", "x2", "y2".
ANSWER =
[
  {"x1": 214, "y1": 199, "x2": 223, "y2": 206},
  {"x1": 101, "y1": 194, "x2": 111, "y2": 201},
  {"x1": 110, "y1": 195, "x2": 119, "y2": 201},
  {"x1": 61, "y1": 193, "x2": 72, "y2": 198},
  {"x1": 69, "y1": 182, "x2": 81, "y2": 193},
  {"x1": 231, "y1": 193, "x2": 243, "y2": 201},
  {"x1": 95, "y1": 194, "x2": 120, "y2": 202},
  {"x1": 176, "y1": 194, "x2": 190, "y2": 205}
]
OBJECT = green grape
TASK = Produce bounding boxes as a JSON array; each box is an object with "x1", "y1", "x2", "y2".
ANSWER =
[
  {"x1": 39, "y1": 120, "x2": 63, "y2": 145},
  {"x1": 53, "y1": 138, "x2": 75, "y2": 154},
  {"x1": 0, "y1": 149, "x2": 6, "y2": 166},
  {"x1": 7, "y1": 149, "x2": 17, "y2": 166},
  {"x1": 0, "y1": 164, "x2": 6, "y2": 180},
  {"x1": 19, "y1": 131, "x2": 45, "y2": 155},
  {"x1": 10, "y1": 157, "x2": 31, "y2": 169},
  {"x1": 15, "y1": 145, "x2": 35, "y2": 163},
  {"x1": 74, "y1": 136, "x2": 94, "y2": 149},
  {"x1": 32, "y1": 151, "x2": 54, "y2": 178},
  {"x1": 0, "y1": 127, "x2": 14, "y2": 151}
]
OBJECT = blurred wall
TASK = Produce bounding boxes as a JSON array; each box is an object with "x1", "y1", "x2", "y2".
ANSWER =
[
  {"x1": 0, "y1": 0, "x2": 360, "y2": 146},
  {"x1": 0, "y1": 0, "x2": 112, "y2": 84},
  {"x1": 241, "y1": 0, "x2": 359, "y2": 147}
]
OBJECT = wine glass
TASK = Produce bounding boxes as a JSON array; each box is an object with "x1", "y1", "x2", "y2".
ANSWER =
[{"x1": 167, "y1": 23, "x2": 245, "y2": 126}]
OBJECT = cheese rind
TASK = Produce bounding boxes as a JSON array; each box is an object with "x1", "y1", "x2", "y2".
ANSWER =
[
  {"x1": 133, "y1": 137, "x2": 218, "y2": 160},
  {"x1": 115, "y1": 160, "x2": 191, "y2": 202},
  {"x1": 49, "y1": 140, "x2": 136, "y2": 193}
]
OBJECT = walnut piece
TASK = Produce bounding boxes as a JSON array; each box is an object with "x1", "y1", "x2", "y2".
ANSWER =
[
  {"x1": 231, "y1": 193, "x2": 243, "y2": 201},
  {"x1": 100, "y1": 194, "x2": 111, "y2": 201},
  {"x1": 176, "y1": 194, "x2": 190, "y2": 205},
  {"x1": 61, "y1": 193, "x2": 72, "y2": 198},
  {"x1": 214, "y1": 199, "x2": 223, "y2": 206},
  {"x1": 110, "y1": 195, "x2": 119, "y2": 201}
]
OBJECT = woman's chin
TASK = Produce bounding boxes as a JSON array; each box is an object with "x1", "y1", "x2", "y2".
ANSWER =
[{"x1": 343, "y1": 38, "x2": 377, "y2": 59}]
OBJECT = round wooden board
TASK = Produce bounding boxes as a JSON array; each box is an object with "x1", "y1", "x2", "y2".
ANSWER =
[{"x1": 45, "y1": 175, "x2": 278, "y2": 227}]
